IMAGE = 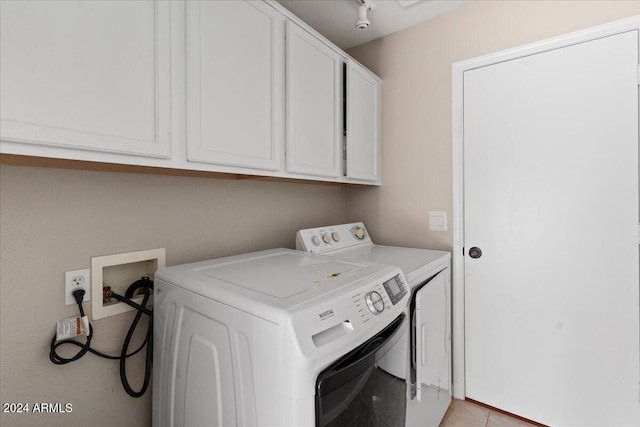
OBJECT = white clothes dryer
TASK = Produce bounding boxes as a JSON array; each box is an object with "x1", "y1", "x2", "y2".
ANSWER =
[
  {"x1": 153, "y1": 248, "x2": 410, "y2": 427},
  {"x1": 296, "y1": 223, "x2": 452, "y2": 427}
]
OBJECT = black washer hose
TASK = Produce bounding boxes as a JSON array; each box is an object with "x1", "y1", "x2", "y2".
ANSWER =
[{"x1": 49, "y1": 276, "x2": 154, "y2": 398}]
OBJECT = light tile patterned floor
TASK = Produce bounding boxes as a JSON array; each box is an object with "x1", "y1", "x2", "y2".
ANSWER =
[{"x1": 440, "y1": 399, "x2": 540, "y2": 427}]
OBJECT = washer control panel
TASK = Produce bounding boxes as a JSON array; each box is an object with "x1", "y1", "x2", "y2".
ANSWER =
[
  {"x1": 351, "y1": 273, "x2": 407, "y2": 321},
  {"x1": 291, "y1": 267, "x2": 408, "y2": 357},
  {"x1": 382, "y1": 274, "x2": 408, "y2": 305},
  {"x1": 296, "y1": 222, "x2": 371, "y2": 253}
]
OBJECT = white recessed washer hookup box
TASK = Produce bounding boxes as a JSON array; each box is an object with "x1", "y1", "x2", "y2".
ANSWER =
[{"x1": 91, "y1": 248, "x2": 165, "y2": 320}]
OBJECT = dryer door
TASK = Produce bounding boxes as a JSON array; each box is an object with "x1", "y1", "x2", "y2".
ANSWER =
[{"x1": 414, "y1": 269, "x2": 449, "y2": 401}]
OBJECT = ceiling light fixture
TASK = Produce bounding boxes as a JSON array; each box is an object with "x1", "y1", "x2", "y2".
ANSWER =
[{"x1": 355, "y1": 0, "x2": 374, "y2": 30}]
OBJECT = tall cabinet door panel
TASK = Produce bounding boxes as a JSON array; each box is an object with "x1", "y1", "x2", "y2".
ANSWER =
[
  {"x1": 286, "y1": 22, "x2": 341, "y2": 177},
  {"x1": 0, "y1": 0, "x2": 171, "y2": 158},
  {"x1": 186, "y1": 0, "x2": 284, "y2": 171},
  {"x1": 346, "y1": 61, "x2": 381, "y2": 182}
]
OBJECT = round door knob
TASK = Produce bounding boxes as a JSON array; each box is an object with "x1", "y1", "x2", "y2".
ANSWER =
[{"x1": 469, "y1": 247, "x2": 483, "y2": 259}]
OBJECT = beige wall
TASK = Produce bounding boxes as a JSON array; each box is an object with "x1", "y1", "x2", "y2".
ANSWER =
[
  {"x1": 346, "y1": 0, "x2": 640, "y2": 251},
  {"x1": 0, "y1": 164, "x2": 346, "y2": 426}
]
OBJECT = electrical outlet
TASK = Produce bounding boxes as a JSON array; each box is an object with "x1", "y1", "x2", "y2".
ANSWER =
[{"x1": 65, "y1": 269, "x2": 91, "y2": 306}]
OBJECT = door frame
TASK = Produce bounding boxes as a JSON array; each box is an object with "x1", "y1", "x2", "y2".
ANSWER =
[{"x1": 451, "y1": 15, "x2": 640, "y2": 400}]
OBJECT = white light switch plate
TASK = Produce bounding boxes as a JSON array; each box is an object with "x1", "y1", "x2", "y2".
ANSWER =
[{"x1": 429, "y1": 211, "x2": 448, "y2": 231}]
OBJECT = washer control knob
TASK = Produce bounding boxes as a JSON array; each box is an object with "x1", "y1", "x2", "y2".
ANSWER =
[
  {"x1": 331, "y1": 231, "x2": 340, "y2": 242},
  {"x1": 365, "y1": 291, "x2": 385, "y2": 315},
  {"x1": 353, "y1": 227, "x2": 366, "y2": 240},
  {"x1": 322, "y1": 233, "x2": 332, "y2": 244},
  {"x1": 311, "y1": 235, "x2": 321, "y2": 246}
]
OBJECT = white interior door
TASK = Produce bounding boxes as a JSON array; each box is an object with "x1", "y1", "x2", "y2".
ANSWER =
[{"x1": 464, "y1": 30, "x2": 639, "y2": 426}]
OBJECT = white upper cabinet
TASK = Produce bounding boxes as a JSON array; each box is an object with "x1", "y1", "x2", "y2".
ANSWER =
[
  {"x1": 0, "y1": 0, "x2": 171, "y2": 158},
  {"x1": 285, "y1": 21, "x2": 342, "y2": 178},
  {"x1": 185, "y1": 0, "x2": 284, "y2": 171},
  {"x1": 0, "y1": 0, "x2": 382, "y2": 185},
  {"x1": 345, "y1": 60, "x2": 381, "y2": 182}
]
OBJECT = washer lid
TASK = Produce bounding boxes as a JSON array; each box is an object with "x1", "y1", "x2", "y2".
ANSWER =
[
  {"x1": 195, "y1": 250, "x2": 367, "y2": 299},
  {"x1": 155, "y1": 248, "x2": 394, "y2": 323}
]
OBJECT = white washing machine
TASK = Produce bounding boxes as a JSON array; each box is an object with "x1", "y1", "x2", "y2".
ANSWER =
[
  {"x1": 153, "y1": 248, "x2": 411, "y2": 427},
  {"x1": 296, "y1": 223, "x2": 452, "y2": 427}
]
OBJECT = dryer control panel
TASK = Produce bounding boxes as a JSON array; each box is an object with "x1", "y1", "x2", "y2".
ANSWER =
[{"x1": 296, "y1": 222, "x2": 371, "y2": 253}]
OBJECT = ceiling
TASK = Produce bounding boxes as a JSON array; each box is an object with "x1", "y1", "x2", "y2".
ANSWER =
[{"x1": 276, "y1": 0, "x2": 473, "y2": 50}]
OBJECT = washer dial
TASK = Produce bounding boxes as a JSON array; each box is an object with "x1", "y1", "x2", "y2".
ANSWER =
[
  {"x1": 322, "y1": 234, "x2": 332, "y2": 244},
  {"x1": 331, "y1": 231, "x2": 340, "y2": 242},
  {"x1": 311, "y1": 235, "x2": 321, "y2": 246},
  {"x1": 365, "y1": 291, "x2": 385, "y2": 315},
  {"x1": 353, "y1": 226, "x2": 366, "y2": 240}
]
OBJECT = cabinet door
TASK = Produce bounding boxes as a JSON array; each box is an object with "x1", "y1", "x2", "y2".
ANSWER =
[
  {"x1": 186, "y1": 0, "x2": 284, "y2": 171},
  {"x1": 345, "y1": 61, "x2": 381, "y2": 182},
  {"x1": 0, "y1": 0, "x2": 171, "y2": 158},
  {"x1": 285, "y1": 22, "x2": 341, "y2": 177}
]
